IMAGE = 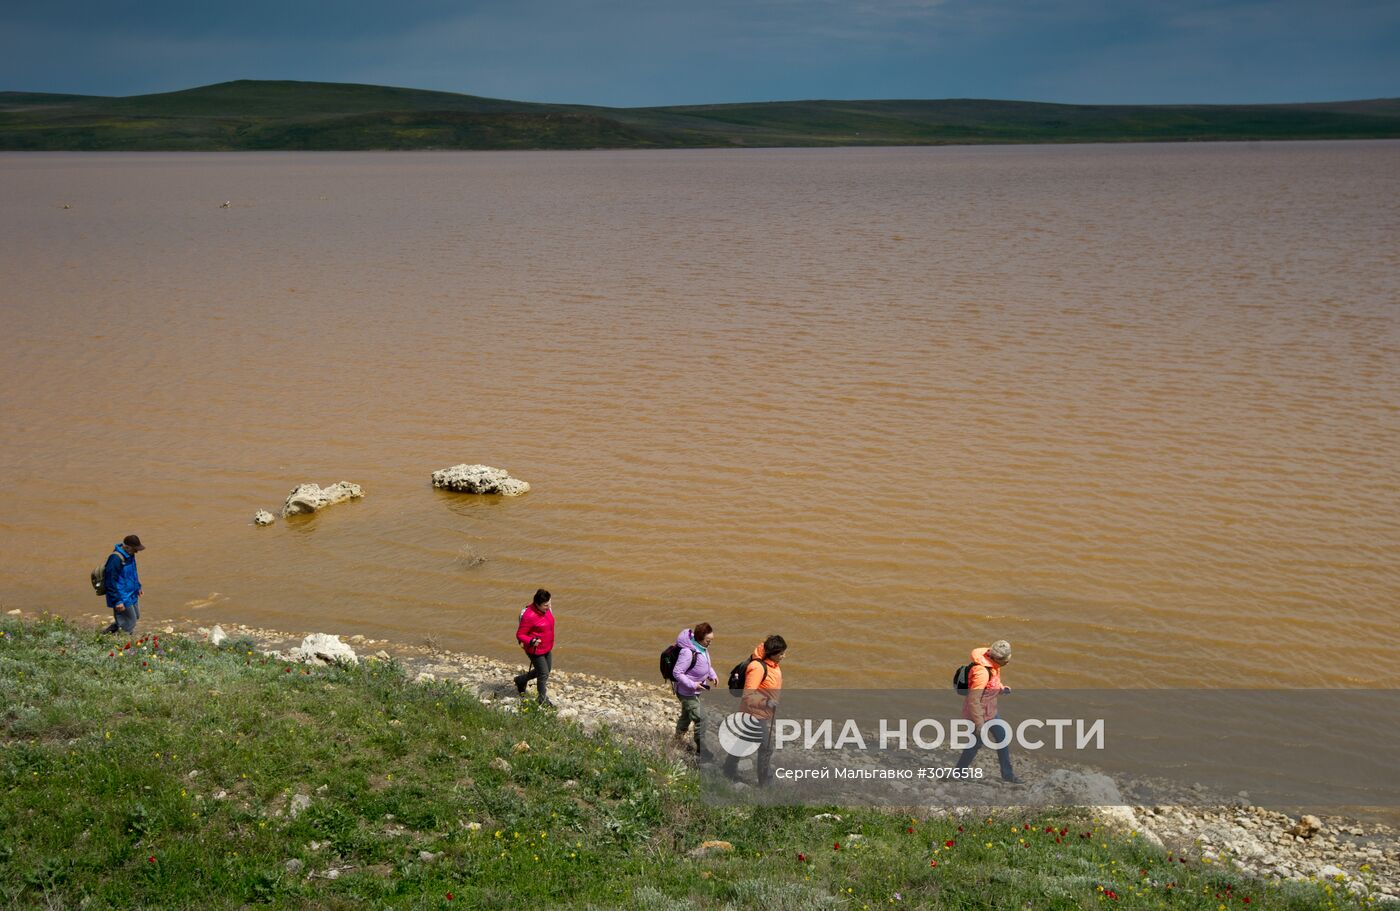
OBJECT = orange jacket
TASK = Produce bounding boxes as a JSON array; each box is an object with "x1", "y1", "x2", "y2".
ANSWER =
[
  {"x1": 740, "y1": 642, "x2": 783, "y2": 719},
  {"x1": 960, "y1": 647, "x2": 1005, "y2": 724}
]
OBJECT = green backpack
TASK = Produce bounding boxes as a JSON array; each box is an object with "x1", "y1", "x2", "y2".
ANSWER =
[{"x1": 90, "y1": 550, "x2": 126, "y2": 597}]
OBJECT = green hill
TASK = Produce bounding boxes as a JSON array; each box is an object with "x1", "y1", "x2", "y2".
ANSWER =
[{"x1": 1, "y1": 79, "x2": 1398, "y2": 150}]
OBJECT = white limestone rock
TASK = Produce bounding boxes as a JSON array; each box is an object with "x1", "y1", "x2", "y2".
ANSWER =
[
  {"x1": 281, "y1": 481, "x2": 364, "y2": 517},
  {"x1": 288, "y1": 633, "x2": 359, "y2": 666},
  {"x1": 253, "y1": 510, "x2": 276, "y2": 526},
  {"x1": 208, "y1": 625, "x2": 228, "y2": 647},
  {"x1": 288, "y1": 794, "x2": 312, "y2": 818},
  {"x1": 431, "y1": 464, "x2": 530, "y2": 496},
  {"x1": 1029, "y1": 770, "x2": 1162, "y2": 847}
]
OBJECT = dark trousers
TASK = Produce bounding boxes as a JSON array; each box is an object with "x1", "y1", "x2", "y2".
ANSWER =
[
  {"x1": 103, "y1": 601, "x2": 138, "y2": 635},
  {"x1": 723, "y1": 717, "x2": 774, "y2": 785},
  {"x1": 675, "y1": 694, "x2": 707, "y2": 750},
  {"x1": 516, "y1": 650, "x2": 552, "y2": 703},
  {"x1": 956, "y1": 719, "x2": 1015, "y2": 780}
]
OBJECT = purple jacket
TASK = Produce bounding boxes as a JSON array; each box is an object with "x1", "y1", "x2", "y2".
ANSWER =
[{"x1": 672, "y1": 628, "x2": 717, "y2": 697}]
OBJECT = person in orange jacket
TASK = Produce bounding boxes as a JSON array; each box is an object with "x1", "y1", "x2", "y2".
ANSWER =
[
  {"x1": 724, "y1": 634, "x2": 786, "y2": 785},
  {"x1": 954, "y1": 639, "x2": 1020, "y2": 783}
]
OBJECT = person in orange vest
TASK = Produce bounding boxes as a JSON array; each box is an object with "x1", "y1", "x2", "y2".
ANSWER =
[
  {"x1": 724, "y1": 634, "x2": 785, "y2": 785},
  {"x1": 954, "y1": 639, "x2": 1021, "y2": 783}
]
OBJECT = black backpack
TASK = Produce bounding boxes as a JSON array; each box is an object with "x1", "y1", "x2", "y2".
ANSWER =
[
  {"x1": 90, "y1": 550, "x2": 125, "y2": 597},
  {"x1": 727, "y1": 657, "x2": 769, "y2": 696},
  {"x1": 954, "y1": 662, "x2": 996, "y2": 695},
  {"x1": 659, "y1": 644, "x2": 696, "y2": 682}
]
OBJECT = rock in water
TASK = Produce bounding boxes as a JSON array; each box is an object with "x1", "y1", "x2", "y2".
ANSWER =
[
  {"x1": 281, "y1": 481, "x2": 364, "y2": 517},
  {"x1": 288, "y1": 633, "x2": 359, "y2": 666},
  {"x1": 253, "y1": 509, "x2": 276, "y2": 526},
  {"x1": 431, "y1": 464, "x2": 530, "y2": 496}
]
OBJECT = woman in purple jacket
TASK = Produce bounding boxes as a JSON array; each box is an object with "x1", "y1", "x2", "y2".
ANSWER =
[{"x1": 670, "y1": 623, "x2": 719, "y2": 760}]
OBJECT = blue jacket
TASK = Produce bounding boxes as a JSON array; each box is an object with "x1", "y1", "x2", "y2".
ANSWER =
[{"x1": 103, "y1": 544, "x2": 141, "y2": 608}]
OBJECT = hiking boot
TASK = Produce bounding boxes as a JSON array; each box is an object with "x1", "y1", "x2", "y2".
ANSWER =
[
  {"x1": 696, "y1": 745, "x2": 717, "y2": 763},
  {"x1": 537, "y1": 698, "x2": 555, "y2": 709},
  {"x1": 1002, "y1": 774, "x2": 1024, "y2": 785},
  {"x1": 513, "y1": 674, "x2": 527, "y2": 695}
]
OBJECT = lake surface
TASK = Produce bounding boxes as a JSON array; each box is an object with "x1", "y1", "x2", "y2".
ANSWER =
[{"x1": 2, "y1": 142, "x2": 1397, "y2": 689}]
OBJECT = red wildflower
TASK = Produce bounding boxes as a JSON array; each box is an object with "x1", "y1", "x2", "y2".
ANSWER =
[
  {"x1": 1060, "y1": 827, "x2": 1068, "y2": 836},
  {"x1": 1243, "y1": 898, "x2": 1252, "y2": 904},
  {"x1": 797, "y1": 853, "x2": 806, "y2": 862},
  {"x1": 906, "y1": 827, "x2": 914, "y2": 834},
  {"x1": 944, "y1": 840, "x2": 956, "y2": 848},
  {"x1": 1055, "y1": 837, "x2": 1062, "y2": 843},
  {"x1": 1104, "y1": 889, "x2": 1118, "y2": 900},
  {"x1": 929, "y1": 860, "x2": 938, "y2": 867},
  {"x1": 109, "y1": 652, "x2": 114, "y2": 657},
  {"x1": 834, "y1": 842, "x2": 841, "y2": 851},
  {"x1": 446, "y1": 893, "x2": 453, "y2": 901},
  {"x1": 1024, "y1": 823, "x2": 1031, "y2": 830},
  {"x1": 148, "y1": 856, "x2": 155, "y2": 863},
  {"x1": 1045, "y1": 826, "x2": 1055, "y2": 833},
  {"x1": 957, "y1": 825, "x2": 964, "y2": 832},
  {"x1": 285, "y1": 667, "x2": 292, "y2": 673}
]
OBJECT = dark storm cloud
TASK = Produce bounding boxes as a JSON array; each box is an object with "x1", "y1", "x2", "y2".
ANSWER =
[{"x1": 1, "y1": 0, "x2": 1396, "y2": 105}]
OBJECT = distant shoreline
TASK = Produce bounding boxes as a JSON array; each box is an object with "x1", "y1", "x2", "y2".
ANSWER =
[{"x1": 3, "y1": 79, "x2": 1398, "y2": 151}]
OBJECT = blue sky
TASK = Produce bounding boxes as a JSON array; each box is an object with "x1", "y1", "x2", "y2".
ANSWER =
[{"x1": 2, "y1": 0, "x2": 1396, "y2": 106}]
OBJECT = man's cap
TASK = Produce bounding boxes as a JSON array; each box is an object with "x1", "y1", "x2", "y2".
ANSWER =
[
  {"x1": 987, "y1": 639, "x2": 1012, "y2": 663},
  {"x1": 122, "y1": 534, "x2": 145, "y2": 552}
]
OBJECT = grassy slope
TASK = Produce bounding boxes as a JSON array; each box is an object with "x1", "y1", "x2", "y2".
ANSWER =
[
  {"x1": 1, "y1": 80, "x2": 1398, "y2": 150},
  {"x1": 0, "y1": 616, "x2": 1373, "y2": 910}
]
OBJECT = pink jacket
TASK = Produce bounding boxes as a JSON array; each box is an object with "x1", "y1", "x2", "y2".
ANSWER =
[
  {"x1": 515, "y1": 603, "x2": 555, "y2": 656},
  {"x1": 961, "y1": 647, "x2": 1005, "y2": 724}
]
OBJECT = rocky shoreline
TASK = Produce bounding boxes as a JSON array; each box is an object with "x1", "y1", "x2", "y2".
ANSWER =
[{"x1": 40, "y1": 607, "x2": 1400, "y2": 904}]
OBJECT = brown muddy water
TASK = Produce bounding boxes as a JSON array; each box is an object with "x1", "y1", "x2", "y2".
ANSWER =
[{"x1": 1, "y1": 143, "x2": 1397, "y2": 690}]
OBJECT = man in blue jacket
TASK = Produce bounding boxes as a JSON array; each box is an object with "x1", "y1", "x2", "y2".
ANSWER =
[{"x1": 102, "y1": 534, "x2": 145, "y2": 635}]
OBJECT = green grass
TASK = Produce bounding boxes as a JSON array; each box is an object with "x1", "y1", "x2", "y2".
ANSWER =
[
  {"x1": 0, "y1": 616, "x2": 1380, "y2": 909},
  {"x1": 1, "y1": 80, "x2": 1398, "y2": 150}
]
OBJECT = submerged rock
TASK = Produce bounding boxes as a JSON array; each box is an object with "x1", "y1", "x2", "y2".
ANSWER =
[
  {"x1": 281, "y1": 481, "x2": 364, "y2": 517},
  {"x1": 253, "y1": 509, "x2": 276, "y2": 526},
  {"x1": 431, "y1": 464, "x2": 530, "y2": 496},
  {"x1": 288, "y1": 633, "x2": 359, "y2": 666}
]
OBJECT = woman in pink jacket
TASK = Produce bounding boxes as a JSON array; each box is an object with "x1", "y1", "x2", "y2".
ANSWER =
[{"x1": 513, "y1": 589, "x2": 556, "y2": 707}]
